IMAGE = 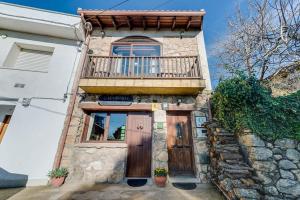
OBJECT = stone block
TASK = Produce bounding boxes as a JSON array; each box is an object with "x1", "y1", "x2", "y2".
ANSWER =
[
  {"x1": 153, "y1": 110, "x2": 166, "y2": 123},
  {"x1": 274, "y1": 139, "x2": 296, "y2": 149},
  {"x1": 233, "y1": 188, "x2": 260, "y2": 199},
  {"x1": 239, "y1": 134, "x2": 265, "y2": 147},
  {"x1": 252, "y1": 161, "x2": 276, "y2": 172},
  {"x1": 272, "y1": 148, "x2": 283, "y2": 155},
  {"x1": 264, "y1": 186, "x2": 279, "y2": 195},
  {"x1": 276, "y1": 179, "x2": 300, "y2": 197},
  {"x1": 199, "y1": 152, "x2": 210, "y2": 164},
  {"x1": 291, "y1": 170, "x2": 300, "y2": 181},
  {"x1": 280, "y1": 169, "x2": 295, "y2": 180},
  {"x1": 257, "y1": 172, "x2": 272, "y2": 185},
  {"x1": 249, "y1": 147, "x2": 273, "y2": 161},
  {"x1": 156, "y1": 151, "x2": 168, "y2": 162},
  {"x1": 279, "y1": 160, "x2": 297, "y2": 170},
  {"x1": 274, "y1": 154, "x2": 283, "y2": 161},
  {"x1": 286, "y1": 149, "x2": 300, "y2": 162}
]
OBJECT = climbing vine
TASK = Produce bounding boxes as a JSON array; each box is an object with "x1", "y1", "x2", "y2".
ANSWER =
[{"x1": 212, "y1": 76, "x2": 300, "y2": 141}]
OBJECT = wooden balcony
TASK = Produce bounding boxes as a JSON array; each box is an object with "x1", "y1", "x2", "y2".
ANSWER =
[{"x1": 79, "y1": 56, "x2": 206, "y2": 95}]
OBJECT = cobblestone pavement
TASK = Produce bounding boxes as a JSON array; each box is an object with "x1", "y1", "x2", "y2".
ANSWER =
[{"x1": 3, "y1": 183, "x2": 224, "y2": 200}]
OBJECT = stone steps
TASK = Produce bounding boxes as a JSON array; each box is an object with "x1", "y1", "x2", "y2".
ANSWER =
[{"x1": 205, "y1": 121, "x2": 262, "y2": 200}]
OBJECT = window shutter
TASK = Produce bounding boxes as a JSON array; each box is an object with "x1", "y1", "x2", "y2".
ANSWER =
[{"x1": 14, "y1": 49, "x2": 52, "y2": 72}]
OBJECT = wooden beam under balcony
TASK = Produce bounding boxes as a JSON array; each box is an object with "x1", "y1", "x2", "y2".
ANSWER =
[
  {"x1": 79, "y1": 78, "x2": 206, "y2": 95},
  {"x1": 127, "y1": 16, "x2": 133, "y2": 30},
  {"x1": 111, "y1": 16, "x2": 118, "y2": 30},
  {"x1": 171, "y1": 17, "x2": 176, "y2": 31},
  {"x1": 78, "y1": 10, "x2": 205, "y2": 30}
]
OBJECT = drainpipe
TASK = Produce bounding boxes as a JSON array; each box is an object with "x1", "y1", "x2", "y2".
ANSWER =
[{"x1": 53, "y1": 15, "x2": 91, "y2": 169}]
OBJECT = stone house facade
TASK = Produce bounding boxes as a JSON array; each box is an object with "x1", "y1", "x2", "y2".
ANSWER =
[{"x1": 54, "y1": 10, "x2": 212, "y2": 184}]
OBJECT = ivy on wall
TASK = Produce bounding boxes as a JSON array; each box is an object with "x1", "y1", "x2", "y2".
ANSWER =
[{"x1": 212, "y1": 76, "x2": 300, "y2": 141}]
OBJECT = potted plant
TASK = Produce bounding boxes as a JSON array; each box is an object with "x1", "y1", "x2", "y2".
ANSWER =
[
  {"x1": 48, "y1": 168, "x2": 68, "y2": 187},
  {"x1": 154, "y1": 168, "x2": 167, "y2": 187}
]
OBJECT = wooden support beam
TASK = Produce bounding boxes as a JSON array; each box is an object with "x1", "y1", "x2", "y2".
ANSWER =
[
  {"x1": 171, "y1": 17, "x2": 176, "y2": 30},
  {"x1": 111, "y1": 16, "x2": 118, "y2": 30},
  {"x1": 186, "y1": 17, "x2": 192, "y2": 31},
  {"x1": 157, "y1": 16, "x2": 160, "y2": 30},
  {"x1": 127, "y1": 16, "x2": 133, "y2": 30},
  {"x1": 96, "y1": 16, "x2": 104, "y2": 30},
  {"x1": 142, "y1": 16, "x2": 147, "y2": 30}
]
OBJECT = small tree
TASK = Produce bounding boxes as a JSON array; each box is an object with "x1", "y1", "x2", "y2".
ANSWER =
[{"x1": 217, "y1": 0, "x2": 300, "y2": 80}]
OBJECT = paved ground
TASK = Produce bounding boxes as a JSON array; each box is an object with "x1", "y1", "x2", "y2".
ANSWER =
[{"x1": 1, "y1": 183, "x2": 225, "y2": 200}]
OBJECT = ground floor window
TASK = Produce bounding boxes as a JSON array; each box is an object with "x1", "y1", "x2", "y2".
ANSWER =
[{"x1": 83, "y1": 112, "x2": 127, "y2": 142}]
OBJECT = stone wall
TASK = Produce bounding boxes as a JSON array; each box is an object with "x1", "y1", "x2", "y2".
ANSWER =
[
  {"x1": 89, "y1": 29, "x2": 199, "y2": 57},
  {"x1": 66, "y1": 143, "x2": 127, "y2": 184},
  {"x1": 152, "y1": 110, "x2": 168, "y2": 173},
  {"x1": 239, "y1": 131, "x2": 300, "y2": 199},
  {"x1": 60, "y1": 93, "x2": 211, "y2": 184},
  {"x1": 265, "y1": 62, "x2": 300, "y2": 97}
]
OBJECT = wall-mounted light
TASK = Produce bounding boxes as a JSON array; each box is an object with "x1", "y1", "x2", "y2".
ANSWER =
[
  {"x1": 0, "y1": 34, "x2": 7, "y2": 39},
  {"x1": 179, "y1": 30, "x2": 185, "y2": 39},
  {"x1": 177, "y1": 99, "x2": 182, "y2": 106},
  {"x1": 100, "y1": 30, "x2": 105, "y2": 38},
  {"x1": 162, "y1": 102, "x2": 169, "y2": 110},
  {"x1": 87, "y1": 49, "x2": 94, "y2": 54},
  {"x1": 22, "y1": 98, "x2": 31, "y2": 107}
]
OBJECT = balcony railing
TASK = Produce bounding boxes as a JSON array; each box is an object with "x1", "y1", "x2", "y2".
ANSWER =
[{"x1": 81, "y1": 56, "x2": 202, "y2": 79}]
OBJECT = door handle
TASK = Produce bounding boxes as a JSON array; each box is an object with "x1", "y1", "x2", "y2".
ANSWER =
[{"x1": 140, "y1": 125, "x2": 143, "y2": 130}]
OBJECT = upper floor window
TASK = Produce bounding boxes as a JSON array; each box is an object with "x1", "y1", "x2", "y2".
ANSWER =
[
  {"x1": 3, "y1": 43, "x2": 54, "y2": 73},
  {"x1": 111, "y1": 36, "x2": 161, "y2": 74},
  {"x1": 111, "y1": 36, "x2": 161, "y2": 57}
]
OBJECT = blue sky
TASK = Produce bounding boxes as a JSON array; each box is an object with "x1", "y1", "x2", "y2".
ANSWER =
[{"x1": 1, "y1": 0, "x2": 246, "y2": 87}]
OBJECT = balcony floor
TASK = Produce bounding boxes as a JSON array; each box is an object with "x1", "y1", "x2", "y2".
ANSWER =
[{"x1": 79, "y1": 78, "x2": 206, "y2": 95}]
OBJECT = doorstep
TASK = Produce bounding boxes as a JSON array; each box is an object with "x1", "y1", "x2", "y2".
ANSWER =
[{"x1": 168, "y1": 176, "x2": 201, "y2": 183}]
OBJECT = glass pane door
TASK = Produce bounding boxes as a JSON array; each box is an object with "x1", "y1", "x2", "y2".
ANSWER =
[
  {"x1": 112, "y1": 45, "x2": 130, "y2": 75},
  {"x1": 132, "y1": 45, "x2": 160, "y2": 75}
]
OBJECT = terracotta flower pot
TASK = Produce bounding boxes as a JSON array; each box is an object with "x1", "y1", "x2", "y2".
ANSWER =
[
  {"x1": 51, "y1": 177, "x2": 65, "y2": 187},
  {"x1": 154, "y1": 176, "x2": 167, "y2": 187}
]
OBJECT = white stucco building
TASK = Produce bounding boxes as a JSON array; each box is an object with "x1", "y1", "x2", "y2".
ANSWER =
[{"x1": 0, "y1": 2, "x2": 85, "y2": 187}]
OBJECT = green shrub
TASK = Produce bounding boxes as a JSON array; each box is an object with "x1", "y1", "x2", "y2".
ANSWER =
[
  {"x1": 212, "y1": 76, "x2": 300, "y2": 141},
  {"x1": 48, "y1": 168, "x2": 68, "y2": 178},
  {"x1": 154, "y1": 168, "x2": 167, "y2": 177}
]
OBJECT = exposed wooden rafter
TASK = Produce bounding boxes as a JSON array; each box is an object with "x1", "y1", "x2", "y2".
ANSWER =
[
  {"x1": 80, "y1": 10, "x2": 205, "y2": 31},
  {"x1": 127, "y1": 16, "x2": 133, "y2": 30},
  {"x1": 111, "y1": 16, "x2": 118, "y2": 30},
  {"x1": 186, "y1": 17, "x2": 192, "y2": 31},
  {"x1": 142, "y1": 16, "x2": 147, "y2": 30},
  {"x1": 96, "y1": 16, "x2": 104, "y2": 30},
  {"x1": 171, "y1": 17, "x2": 176, "y2": 30},
  {"x1": 157, "y1": 16, "x2": 160, "y2": 30}
]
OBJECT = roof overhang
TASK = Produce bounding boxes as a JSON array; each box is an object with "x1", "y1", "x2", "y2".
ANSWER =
[
  {"x1": 0, "y1": 2, "x2": 85, "y2": 41},
  {"x1": 78, "y1": 9, "x2": 205, "y2": 31}
]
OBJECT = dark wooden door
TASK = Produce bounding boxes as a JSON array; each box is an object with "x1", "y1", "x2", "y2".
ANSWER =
[
  {"x1": 167, "y1": 112, "x2": 194, "y2": 176},
  {"x1": 126, "y1": 112, "x2": 152, "y2": 177}
]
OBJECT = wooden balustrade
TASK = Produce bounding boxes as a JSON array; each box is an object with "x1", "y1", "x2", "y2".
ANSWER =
[{"x1": 81, "y1": 56, "x2": 202, "y2": 79}]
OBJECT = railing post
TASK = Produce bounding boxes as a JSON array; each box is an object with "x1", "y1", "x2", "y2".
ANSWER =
[{"x1": 141, "y1": 56, "x2": 144, "y2": 78}]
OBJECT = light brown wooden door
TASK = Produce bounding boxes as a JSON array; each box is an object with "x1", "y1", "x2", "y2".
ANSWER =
[
  {"x1": 0, "y1": 115, "x2": 11, "y2": 143},
  {"x1": 167, "y1": 112, "x2": 194, "y2": 176},
  {"x1": 126, "y1": 112, "x2": 152, "y2": 177}
]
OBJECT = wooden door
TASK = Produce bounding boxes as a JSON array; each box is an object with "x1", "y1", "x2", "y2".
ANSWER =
[
  {"x1": 0, "y1": 115, "x2": 11, "y2": 143},
  {"x1": 167, "y1": 112, "x2": 194, "y2": 176},
  {"x1": 126, "y1": 112, "x2": 152, "y2": 177}
]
